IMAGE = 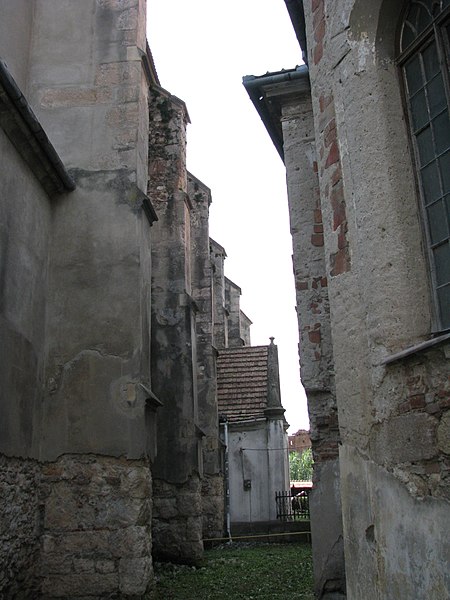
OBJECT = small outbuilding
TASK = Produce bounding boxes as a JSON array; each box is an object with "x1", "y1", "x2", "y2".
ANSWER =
[{"x1": 217, "y1": 340, "x2": 290, "y2": 526}]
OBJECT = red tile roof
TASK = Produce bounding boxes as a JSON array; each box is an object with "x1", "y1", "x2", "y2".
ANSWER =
[{"x1": 217, "y1": 345, "x2": 269, "y2": 422}]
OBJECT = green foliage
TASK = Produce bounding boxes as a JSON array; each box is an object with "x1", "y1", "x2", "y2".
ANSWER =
[
  {"x1": 289, "y1": 449, "x2": 313, "y2": 481},
  {"x1": 155, "y1": 543, "x2": 313, "y2": 599}
]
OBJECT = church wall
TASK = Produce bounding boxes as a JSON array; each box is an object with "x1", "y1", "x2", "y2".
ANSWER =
[
  {"x1": 0, "y1": 0, "x2": 155, "y2": 595},
  {"x1": 225, "y1": 279, "x2": 244, "y2": 347},
  {"x1": 210, "y1": 239, "x2": 228, "y2": 349},
  {"x1": 149, "y1": 88, "x2": 203, "y2": 564},
  {"x1": 0, "y1": 0, "x2": 34, "y2": 92},
  {"x1": 281, "y1": 94, "x2": 345, "y2": 598},
  {"x1": 188, "y1": 174, "x2": 224, "y2": 541},
  {"x1": 0, "y1": 96, "x2": 52, "y2": 595},
  {"x1": 302, "y1": 0, "x2": 450, "y2": 597},
  {"x1": 39, "y1": 455, "x2": 153, "y2": 597},
  {"x1": 0, "y1": 127, "x2": 51, "y2": 459}
]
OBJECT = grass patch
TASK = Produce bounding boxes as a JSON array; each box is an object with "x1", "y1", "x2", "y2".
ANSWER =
[{"x1": 155, "y1": 542, "x2": 313, "y2": 599}]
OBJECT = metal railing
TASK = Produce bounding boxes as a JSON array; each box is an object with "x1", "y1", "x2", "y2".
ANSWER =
[{"x1": 275, "y1": 490, "x2": 310, "y2": 521}]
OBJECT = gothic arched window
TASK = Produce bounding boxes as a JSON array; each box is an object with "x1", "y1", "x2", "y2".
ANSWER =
[{"x1": 399, "y1": 0, "x2": 450, "y2": 330}]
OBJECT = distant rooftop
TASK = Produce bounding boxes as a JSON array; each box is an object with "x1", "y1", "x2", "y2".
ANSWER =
[{"x1": 217, "y1": 346, "x2": 269, "y2": 423}]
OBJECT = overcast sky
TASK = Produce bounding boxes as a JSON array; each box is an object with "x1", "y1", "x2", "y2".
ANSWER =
[{"x1": 147, "y1": 1, "x2": 310, "y2": 432}]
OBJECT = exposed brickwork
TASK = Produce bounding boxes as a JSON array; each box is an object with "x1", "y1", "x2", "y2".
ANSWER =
[
  {"x1": 311, "y1": 203, "x2": 324, "y2": 246},
  {"x1": 148, "y1": 88, "x2": 188, "y2": 203},
  {"x1": 310, "y1": 406, "x2": 340, "y2": 464},
  {"x1": 318, "y1": 95, "x2": 351, "y2": 277},
  {"x1": 312, "y1": 0, "x2": 326, "y2": 65},
  {"x1": 374, "y1": 343, "x2": 450, "y2": 499},
  {"x1": 252, "y1": 83, "x2": 345, "y2": 596},
  {"x1": 288, "y1": 429, "x2": 312, "y2": 454}
]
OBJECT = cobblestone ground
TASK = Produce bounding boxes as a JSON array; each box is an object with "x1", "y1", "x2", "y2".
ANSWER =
[{"x1": 155, "y1": 542, "x2": 314, "y2": 599}]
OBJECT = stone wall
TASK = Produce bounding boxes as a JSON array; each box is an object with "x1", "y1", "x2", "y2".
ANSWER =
[
  {"x1": 301, "y1": 0, "x2": 450, "y2": 597},
  {"x1": 149, "y1": 88, "x2": 204, "y2": 563},
  {"x1": 210, "y1": 239, "x2": 229, "y2": 349},
  {"x1": 0, "y1": 456, "x2": 41, "y2": 597},
  {"x1": 40, "y1": 455, "x2": 153, "y2": 598},
  {"x1": 201, "y1": 474, "x2": 225, "y2": 542},
  {"x1": 0, "y1": 454, "x2": 153, "y2": 598},
  {"x1": 152, "y1": 477, "x2": 203, "y2": 565},
  {"x1": 225, "y1": 278, "x2": 244, "y2": 347},
  {"x1": 281, "y1": 91, "x2": 345, "y2": 598},
  {"x1": 188, "y1": 174, "x2": 224, "y2": 541},
  {"x1": 0, "y1": 1, "x2": 157, "y2": 594}
]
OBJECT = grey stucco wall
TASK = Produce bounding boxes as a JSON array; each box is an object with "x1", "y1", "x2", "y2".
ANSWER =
[
  {"x1": 0, "y1": 0, "x2": 34, "y2": 92},
  {"x1": 21, "y1": 0, "x2": 152, "y2": 462},
  {"x1": 340, "y1": 444, "x2": 449, "y2": 599},
  {"x1": 0, "y1": 1, "x2": 156, "y2": 594},
  {"x1": 0, "y1": 127, "x2": 51, "y2": 458}
]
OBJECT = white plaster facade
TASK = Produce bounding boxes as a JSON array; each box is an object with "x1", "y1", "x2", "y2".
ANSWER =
[{"x1": 228, "y1": 419, "x2": 290, "y2": 524}]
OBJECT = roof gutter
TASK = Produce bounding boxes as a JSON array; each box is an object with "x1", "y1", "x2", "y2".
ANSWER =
[
  {"x1": 243, "y1": 64, "x2": 308, "y2": 91},
  {"x1": 0, "y1": 59, "x2": 75, "y2": 194},
  {"x1": 243, "y1": 65, "x2": 309, "y2": 161},
  {"x1": 284, "y1": 0, "x2": 308, "y2": 64}
]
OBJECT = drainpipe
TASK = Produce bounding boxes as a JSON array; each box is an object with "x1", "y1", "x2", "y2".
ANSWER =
[{"x1": 222, "y1": 419, "x2": 232, "y2": 542}]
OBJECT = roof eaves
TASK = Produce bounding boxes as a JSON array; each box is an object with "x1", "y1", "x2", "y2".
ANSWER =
[
  {"x1": 242, "y1": 65, "x2": 309, "y2": 162},
  {"x1": 284, "y1": 0, "x2": 308, "y2": 64}
]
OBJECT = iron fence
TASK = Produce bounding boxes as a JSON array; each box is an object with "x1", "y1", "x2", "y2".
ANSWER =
[{"x1": 275, "y1": 489, "x2": 310, "y2": 521}]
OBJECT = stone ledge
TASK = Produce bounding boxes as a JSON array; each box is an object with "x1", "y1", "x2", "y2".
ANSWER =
[
  {"x1": 381, "y1": 332, "x2": 450, "y2": 365},
  {"x1": 0, "y1": 60, "x2": 75, "y2": 196}
]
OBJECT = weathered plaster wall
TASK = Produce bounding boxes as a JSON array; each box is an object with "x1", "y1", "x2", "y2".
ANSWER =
[
  {"x1": 0, "y1": 127, "x2": 51, "y2": 459},
  {"x1": 225, "y1": 278, "x2": 244, "y2": 347},
  {"x1": 188, "y1": 173, "x2": 224, "y2": 541},
  {"x1": 0, "y1": 0, "x2": 34, "y2": 92},
  {"x1": 26, "y1": 0, "x2": 151, "y2": 461},
  {"x1": 240, "y1": 311, "x2": 252, "y2": 346},
  {"x1": 0, "y1": 79, "x2": 52, "y2": 597},
  {"x1": 0, "y1": 1, "x2": 156, "y2": 594},
  {"x1": 301, "y1": 0, "x2": 450, "y2": 597},
  {"x1": 210, "y1": 239, "x2": 228, "y2": 349},
  {"x1": 266, "y1": 418, "x2": 290, "y2": 520},
  {"x1": 228, "y1": 420, "x2": 288, "y2": 524},
  {"x1": 149, "y1": 88, "x2": 203, "y2": 563},
  {"x1": 341, "y1": 444, "x2": 450, "y2": 600},
  {"x1": 281, "y1": 92, "x2": 345, "y2": 598},
  {"x1": 228, "y1": 423, "x2": 272, "y2": 523}
]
